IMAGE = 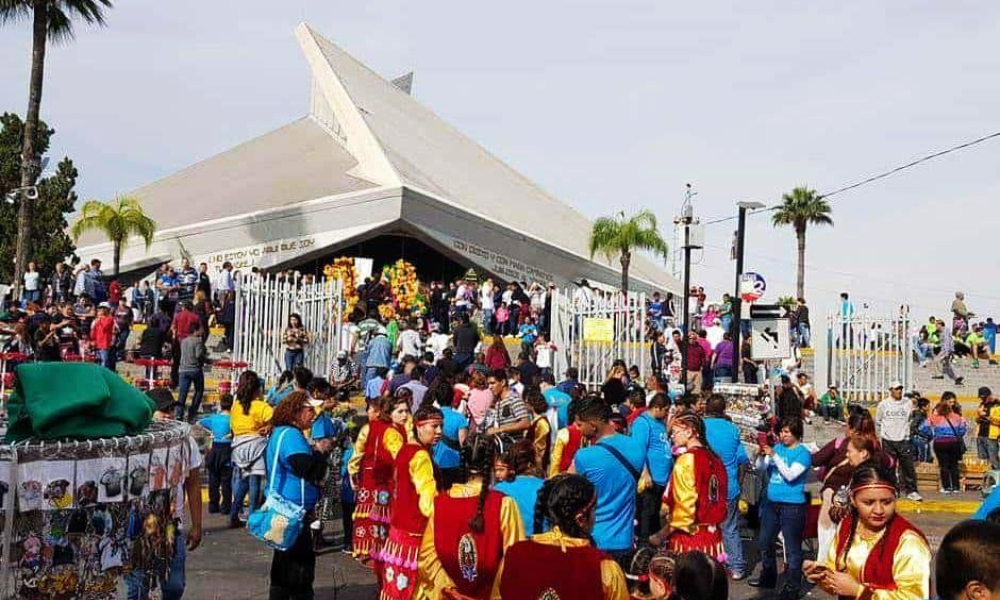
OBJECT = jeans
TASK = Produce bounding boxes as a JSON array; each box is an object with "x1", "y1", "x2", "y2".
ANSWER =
[
  {"x1": 482, "y1": 308, "x2": 494, "y2": 335},
  {"x1": 206, "y1": 443, "x2": 233, "y2": 513},
  {"x1": 115, "y1": 328, "x2": 130, "y2": 361},
  {"x1": 882, "y1": 438, "x2": 918, "y2": 494},
  {"x1": 934, "y1": 441, "x2": 962, "y2": 491},
  {"x1": 982, "y1": 437, "x2": 1000, "y2": 470},
  {"x1": 915, "y1": 339, "x2": 934, "y2": 364},
  {"x1": 270, "y1": 522, "x2": 316, "y2": 600},
  {"x1": 939, "y1": 352, "x2": 961, "y2": 382},
  {"x1": 285, "y1": 348, "x2": 304, "y2": 372},
  {"x1": 454, "y1": 352, "x2": 474, "y2": 373},
  {"x1": 714, "y1": 366, "x2": 733, "y2": 383},
  {"x1": 721, "y1": 497, "x2": 745, "y2": 575},
  {"x1": 97, "y1": 348, "x2": 116, "y2": 372},
  {"x1": 176, "y1": 370, "x2": 204, "y2": 422},
  {"x1": 758, "y1": 500, "x2": 805, "y2": 593},
  {"x1": 819, "y1": 403, "x2": 842, "y2": 422},
  {"x1": 125, "y1": 531, "x2": 186, "y2": 600},
  {"x1": 635, "y1": 484, "x2": 665, "y2": 543},
  {"x1": 797, "y1": 323, "x2": 811, "y2": 348},
  {"x1": 231, "y1": 470, "x2": 264, "y2": 520},
  {"x1": 915, "y1": 437, "x2": 932, "y2": 463},
  {"x1": 23, "y1": 289, "x2": 41, "y2": 303}
]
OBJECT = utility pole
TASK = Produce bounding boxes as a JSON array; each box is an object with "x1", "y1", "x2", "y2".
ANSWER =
[
  {"x1": 731, "y1": 201, "x2": 765, "y2": 382},
  {"x1": 677, "y1": 185, "x2": 702, "y2": 392}
]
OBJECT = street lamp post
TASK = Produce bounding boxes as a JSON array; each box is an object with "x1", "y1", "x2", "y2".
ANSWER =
[
  {"x1": 677, "y1": 185, "x2": 701, "y2": 392},
  {"x1": 731, "y1": 201, "x2": 765, "y2": 382}
]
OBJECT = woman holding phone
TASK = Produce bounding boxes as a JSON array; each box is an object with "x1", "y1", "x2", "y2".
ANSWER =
[{"x1": 804, "y1": 462, "x2": 931, "y2": 600}]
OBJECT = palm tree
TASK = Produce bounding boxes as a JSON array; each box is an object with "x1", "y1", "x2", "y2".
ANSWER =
[
  {"x1": 589, "y1": 209, "x2": 669, "y2": 298},
  {"x1": 71, "y1": 195, "x2": 156, "y2": 276},
  {"x1": 1, "y1": 0, "x2": 113, "y2": 291},
  {"x1": 771, "y1": 186, "x2": 834, "y2": 299}
]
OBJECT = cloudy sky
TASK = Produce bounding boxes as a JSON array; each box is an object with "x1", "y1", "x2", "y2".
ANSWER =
[{"x1": 1, "y1": 1, "x2": 998, "y2": 322}]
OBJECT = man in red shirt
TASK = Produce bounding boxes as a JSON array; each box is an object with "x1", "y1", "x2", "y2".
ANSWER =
[
  {"x1": 91, "y1": 303, "x2": 119, "y2": 371},
  {"x1": 685, "y1": 330, "x2": 707, "y2": 392},
  {"x1": 170, "y1": 301, "x2": 200, "y2": 388}
]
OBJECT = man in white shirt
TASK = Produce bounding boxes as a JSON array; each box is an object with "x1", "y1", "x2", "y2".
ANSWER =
[
  {"x1": 480, "y1": 279, "x2": 495, "y2": 335},
  {"x1": 705, "y1": 317, "x2": 725, "y2": 350},
  {"x1": 216, "y1": 261, "x2": 236, "y2": 295},
  {"x1": 396, "y1": 319, "x2": 423, "y2": 360},
  {"x1": 875, "y1": 381, "x2": 921, "y2": 501}
]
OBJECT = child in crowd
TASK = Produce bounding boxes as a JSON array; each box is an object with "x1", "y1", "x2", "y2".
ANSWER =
[
  {"x1": 339, "y1": 417, "x2": 365, "y2": 553},
  {"x1": 534, "y1": 333, "x2": 556, "y2": 376},
  {"x1": 495, "y1": 302, "x2": 510, "y2": 336},
  {"x1": 198, "y1": 393, "x2": 234, "y2": 514}
]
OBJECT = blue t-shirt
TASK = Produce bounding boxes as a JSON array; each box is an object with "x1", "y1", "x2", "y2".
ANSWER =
[
  {"x1": 543, "y1": 388, "x2": 573, "y2": 429},
  {"x1": 495, "y1": 475, "x2": 545, "y2": 536},
  {"x1": 197, "y1": 413, "x2": 232, "y2": 444},
  {"x1": 311, "y1": 414, "x2": 341, "y2": 440},
  {"x1": 573, "y1": 433, "x2": 645, "y2": 551},
  {"x1": 649, "y1": 301, "x2": 664, "y2": 319},
  {"x1": 704, "y1": 417, "x2": 749, "y2": 501},
  {"x1": 365, "y1": 376, "x2": 385, "y2": 400},
  {"x1": 433, "y1": 407, "x2": 469, "y2": 469},
  {"x1": 518, "y1": 324, "x2": 538, "y2": 344},
  {"x1": 340, "y1": 445, "x2": 356, "y2": 504},
  {"x1": 265, "y1": 426, "x2": 320, "y2": 509},
  {"x1": 765, "y1": 443, "x2": 812, "y2": 504},
  {"x1": 630, "y1": 412, "x2": 672, "y2": 486},
  {"x1": 266, "y1": 384, "x2": 293, "y2": 406}
]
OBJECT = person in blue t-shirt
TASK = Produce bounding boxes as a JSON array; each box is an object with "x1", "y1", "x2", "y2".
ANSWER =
[
  {"x1": 365, "y1": 367, "x2": 388, "y2": 401},
  {"x1": 570, "y1": 396, "x2": 645, "y2": 560},
  {"x1": 265, "y1": 392, "x2": 335, "y2": 599},
  {"x1": 631, "y1": 392, "x2": 673, "y2": 542},
  {"x1": 703, "y1": 394, "x2": 750, "y2": 579},
  {"x1": 339, "y1": 424, "x2": 360, "y2": 554},
  {"x1": 433, "y1": 404, "x2": 470, "y2": 489},
  {"x1": 494, "y1": 439, "x2": 546, "y2": 536},
  {"x1": 198, "y1": 393, "x2": 234, "y2": 514},
  {"x1": 540, "y1": 374, "x2": 573, "y2": 429},
  {"x1": 750, "y1": 417, "x2": 812, "y2": 600}
]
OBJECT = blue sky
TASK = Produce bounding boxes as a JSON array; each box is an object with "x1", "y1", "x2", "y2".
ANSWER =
[{"x1": 1, "y1": 1, "x2": 998, "y2": 323}]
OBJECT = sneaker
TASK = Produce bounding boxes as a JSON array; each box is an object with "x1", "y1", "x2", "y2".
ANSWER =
[
  {"x1": 731, "y1": 571, "x2": 746, "y2": 581},
  {"x1": 907, "y1": 492, "x2": 923, "y2": 501},
  {"x1": 931, "y1": 375, "x2": 944, "y2": 380},
  {"x1": 956, "y1": 377, "x2": 965, "y2": 386}
]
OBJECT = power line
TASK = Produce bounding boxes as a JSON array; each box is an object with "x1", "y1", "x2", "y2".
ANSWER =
[{"x1": 700, "y1": 129, "x2": 1000, "y2": 226}]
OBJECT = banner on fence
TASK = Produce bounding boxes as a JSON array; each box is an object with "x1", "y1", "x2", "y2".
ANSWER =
[{"x1": 583, "y1": 318, "x2": 615, "y2": 342}]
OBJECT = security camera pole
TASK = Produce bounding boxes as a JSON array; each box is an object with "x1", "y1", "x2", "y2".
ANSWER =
[
  {"x1": 731, "y1": 201, "x2": 766, "y2": 382},
  {"x1": 12, "y1": 156, "x2": 46, "y2": 299}
]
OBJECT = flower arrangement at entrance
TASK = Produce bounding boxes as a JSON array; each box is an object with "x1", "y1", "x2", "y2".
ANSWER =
[
  {"x1": 323, "y1": 256, "x2": 360, "y2": 318},
  {"x1": 382, "y1": 259, "x2": 426, "y2": 317}
]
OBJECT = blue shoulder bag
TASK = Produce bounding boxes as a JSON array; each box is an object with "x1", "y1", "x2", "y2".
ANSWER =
[{"x1": 248, "y1": 428, "x2": 306, "y2": 551}]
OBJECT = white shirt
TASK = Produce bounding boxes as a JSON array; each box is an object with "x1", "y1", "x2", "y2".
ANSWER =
[
  {"x1": 706, "y1": 325, "x2": 725, "y2": 350},
  {"x1": 456, "y1": 284, "x2": 470, "y2": 307},
  {"x1": 217, "y1": 269, "x2": 235, "y2": 292},
  {"x1": 427, "y1": 333, "x2": 451, "y2": 361},
  {"x1": 573, "y1": 287, "x2": 594, "y2": 308},
  {"x1": 23, "y1": 271, "x2": 40, "y2": 291},
  {"x1": 481, "y1": 285, "x2": 495, "y2": 310},
  {"x1": 536, "y1": 343, "x2": 554, "y2": 369},
  {"x1": 875, "y1": 396, "x2": 913, "y2": 442},
  {"x1": 74, "y1": 270, "x2": 88, "y2": 296},
  {"x1": 174, "y1": 433, "x2": 204, "y2": 530},
  {"x1": 398, "y1": 329, "x2": 423, "y2": 359}
]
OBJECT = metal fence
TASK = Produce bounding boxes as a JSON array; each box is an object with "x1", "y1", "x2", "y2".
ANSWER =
[
  {"x1": 825, "y1": 304, "x2": 912, "y2": 405},
  {"x1": 551, "y1": 289, "x2": 648, "y2": 389},
  {"x1": 233, "y1": 274, "x2": 343, "y2": 383}
]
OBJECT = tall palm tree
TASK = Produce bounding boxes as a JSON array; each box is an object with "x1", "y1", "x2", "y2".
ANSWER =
[
  {"x1": 71, "y1": 195, "x2": 156, "y2": 276},
  {"x1": 1, "y1": 0, "x2": 113, "y2": 290},
  {"x1": 771, "y1": 186, "x2": 834, "y2": 299},
  {"x1": 589, "y1": 209, "x2": 669, "y2": 298}
]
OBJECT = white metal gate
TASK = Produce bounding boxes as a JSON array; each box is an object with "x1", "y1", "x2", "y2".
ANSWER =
[
  {"x1": 826, "y1": 304, "x2": 912, "y2": 405},
  {"x1": 233, "y1": 274, "x2": 343, "y2": 384},
  {"x1": 551, "y1": 289, "x2": 648, "y2": 389}
]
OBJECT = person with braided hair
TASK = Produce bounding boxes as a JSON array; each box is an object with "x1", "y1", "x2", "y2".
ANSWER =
[
  {"x1": 498, "y1": 473, "x2": 629, "y2": 600},
  {"x1": 649, "y1": 411, "x2": 727, "y2": 562},
  {"x1": 348, "y1": 394, "x2": 409, "y2": 583},
  {"x1": 804, "y1": 462, "x2": 930, "y2": 600},
  {"x1": 493, "y1": 439, "x2": 544, "y2": 535},
  {"x1": 378, "y1": 405, "x2": 442, "y2": 600},
  {"x1": 416, "y1": 434, "x2": 524, "y2": 600}
]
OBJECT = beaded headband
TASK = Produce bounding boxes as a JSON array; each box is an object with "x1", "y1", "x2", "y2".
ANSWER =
[
  {"x1": 850, "y1": 482, "x2": 896, "y2": 495},
  {"x1": 415, "y1": 418, "x2": 443, "y2": 426}
]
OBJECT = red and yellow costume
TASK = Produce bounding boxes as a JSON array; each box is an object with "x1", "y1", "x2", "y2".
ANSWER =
[
  {"x1": 530, "y1": 415, "x2": 552, "y2": 474},
  {"x1": 348, "y1": 420, "x2": 405, "y2": 573},
  {"x1": 416, "y1": 480, "x2": 523, "y2": 600},
  {"x1": 548, "y1": 424, "x2": 585, "y2": 478},
  {"x1": 378, "y1": 442, "x2": 438, "y2": 600},
  {"x1": 663, "y1": 446, "x2": 728, "y2": 560},
  {"x1": 823, "y1": 514, "x2": 931, "y2": 600},
  {"x1": 498, "y1": 526, "x2": 629, "y2": 600}
]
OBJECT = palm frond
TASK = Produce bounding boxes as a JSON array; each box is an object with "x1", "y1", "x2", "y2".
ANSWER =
[
  {"x1": 70, "y1": 194, "x2": 156, "y2": 248},
  {"x1": 0, "y1": 1, "x2": 32, "y2": 26},
  {"x1": 47, "y1": 0, "x2": 113, "y2": 44}
]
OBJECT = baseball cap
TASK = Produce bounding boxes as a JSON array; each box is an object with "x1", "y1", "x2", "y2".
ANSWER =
[
  {"x1": 98, "y1": 302, "x2": 111, "y2": 309},
  {"x1": 889, "y1": 380, "x2": 903, "y2": 390},
  {"x1": 336, "y1": 350, "x2": 347, "y2": 359},
  {"x1": 979, "y1": 386, "x2": 993, "y2": 399}
]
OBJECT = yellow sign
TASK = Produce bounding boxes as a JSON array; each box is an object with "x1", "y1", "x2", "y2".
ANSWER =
[{"x1": 583, "y1": 317, "x2": 615, "y2": 342}]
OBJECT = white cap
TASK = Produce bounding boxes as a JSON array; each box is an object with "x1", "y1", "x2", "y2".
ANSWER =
[
  {"x1": 307, "y1": 398, "x2": 324, "y2": 408},
  {"x1": 889, "y1": 380, "x2": 903, "y2": 390}
]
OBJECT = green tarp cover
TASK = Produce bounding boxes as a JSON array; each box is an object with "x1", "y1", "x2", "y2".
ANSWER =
[{"x1": 5, "y1": 363, "x2": 154, "y2": 443}]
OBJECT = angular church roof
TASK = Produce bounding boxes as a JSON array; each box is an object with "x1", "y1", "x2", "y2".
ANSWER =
[{"x1": 295, "y1": 24, "x2": 678, "y2": 289}]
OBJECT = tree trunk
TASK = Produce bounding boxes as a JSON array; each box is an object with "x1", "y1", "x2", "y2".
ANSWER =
[
  {"x1": 113, "y1": 240, "x2": 121, "y2": 278},
  {"x1": 14, "y1": 3, "x2": 49, "y2": 296},
  {"x1": 620, "y1": 251, "x2": 630, "y2": 301},
  {"x1": 796, "y1": 226, "x2": 806, "y2": 299}
]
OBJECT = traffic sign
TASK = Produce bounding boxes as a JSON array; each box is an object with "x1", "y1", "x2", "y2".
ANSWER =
[
  {"x1": 739, "y1": 272, "x2": 766, "y2": 302},
  {"x1": 750, "y1": 304, "x2": 785, "y2": 319},
  {"x1": 751, "y1": 318, "x2": 791, "y2": 360}
]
